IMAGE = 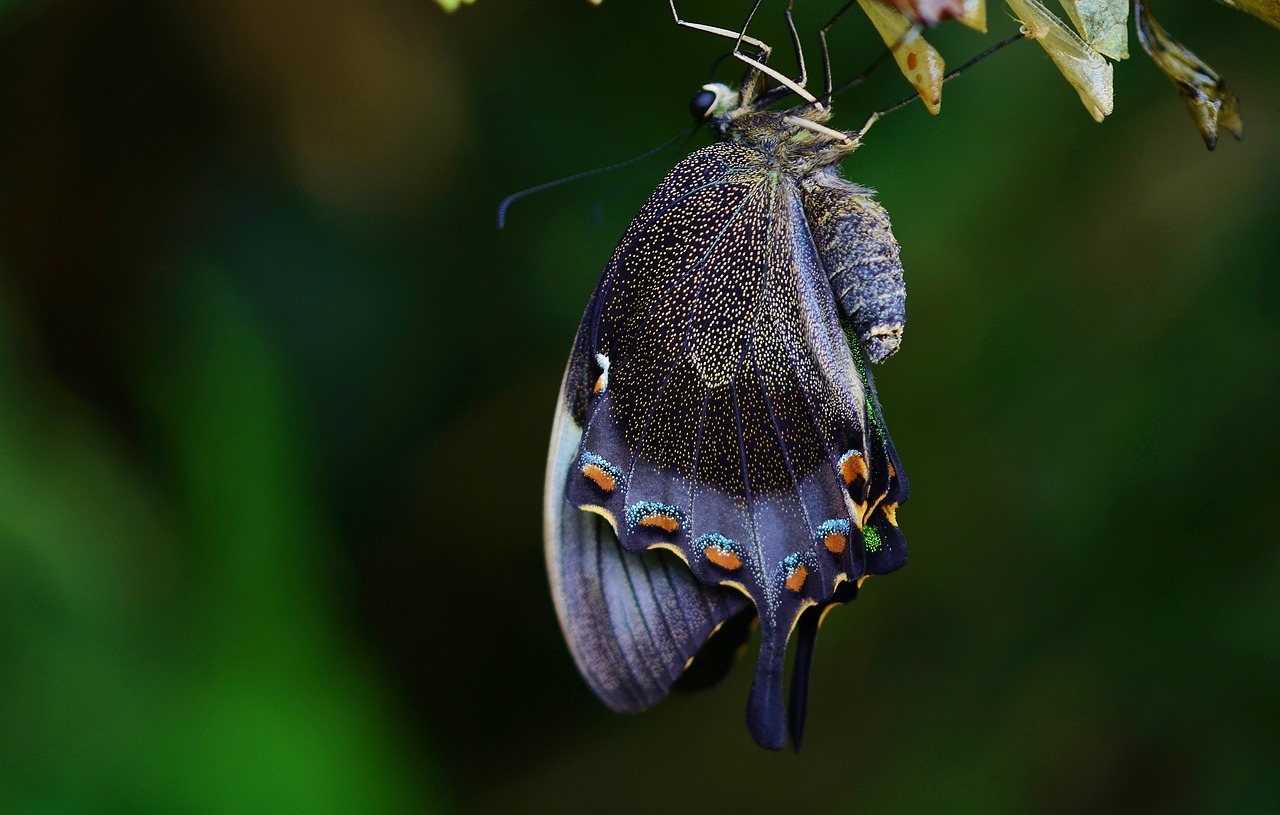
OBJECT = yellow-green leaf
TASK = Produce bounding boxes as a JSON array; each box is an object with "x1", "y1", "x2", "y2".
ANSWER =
[
  {"x1": 1059, "y1": 0, "x2": 1129, "y2": 59},
  {"x1": 1215, "y1": 0, "x2": 1280, "y2": 29},
  {"x1": 434, "y1": 0, "x2": 476, "y2": 11},
  {"x1": 1006, "y1": 0, "x2": 1114, "y2": 122},
  {"x1": 859, "y1": 0, "x2": 946, "y2": 115},
  {"x1": 1135, "y1": 0, "x2": 1243, "y2": 149}
]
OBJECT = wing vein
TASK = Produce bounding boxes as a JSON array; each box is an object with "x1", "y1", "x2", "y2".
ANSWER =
[
  {"x1": 592, "y1": 513, "x2": 645, "y2": 709},
  {"x1": 729, "y1": 371, "x2": 764, "y2": 601},
  {"x1": 753, "y1": 353, "x2": 818, "y2": 555},
  {"x1": 617, "y1": 545, "x2": 675, "y2": 688}
]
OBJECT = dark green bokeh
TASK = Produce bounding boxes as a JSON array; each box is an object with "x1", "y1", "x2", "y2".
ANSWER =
[{"x1": 1, "y1": 1, "x2": 1277, "y2": 812}]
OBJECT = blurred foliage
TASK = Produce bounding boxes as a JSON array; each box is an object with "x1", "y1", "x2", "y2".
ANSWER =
[
  {"x1": 0, "y1": 0, "x2": 1277, "y2": 813},
  {"x1": 435, "y1": 0, "x2": 472, "y2": 13}
]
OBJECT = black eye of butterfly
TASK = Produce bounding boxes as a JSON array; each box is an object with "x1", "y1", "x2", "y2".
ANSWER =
[{"x1": 689, "y1": 88, "x2": 717, "y2": 119}]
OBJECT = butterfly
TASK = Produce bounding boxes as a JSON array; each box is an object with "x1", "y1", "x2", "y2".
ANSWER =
[{"x1": 543, "y1": 27, "x2": 909, "y2": 751}]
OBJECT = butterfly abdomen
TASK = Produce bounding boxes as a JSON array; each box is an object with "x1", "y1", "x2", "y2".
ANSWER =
[{"x1": 803, "y1": 175, "x2": 906, "y2": 363}]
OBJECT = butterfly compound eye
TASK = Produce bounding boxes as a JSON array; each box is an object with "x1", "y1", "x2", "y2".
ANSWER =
[{"x1": 689, "y1": 88, "x2": 718, "y2": 120}]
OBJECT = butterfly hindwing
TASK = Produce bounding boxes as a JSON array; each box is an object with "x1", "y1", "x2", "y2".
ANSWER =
[{"x1": 546, "y1": 352, "x2": 751, "y2": 713}]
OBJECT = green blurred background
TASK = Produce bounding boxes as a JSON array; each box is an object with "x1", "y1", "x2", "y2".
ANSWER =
[{"x1": 1, "y1": 0, "x2": 1277, "y2": 812}]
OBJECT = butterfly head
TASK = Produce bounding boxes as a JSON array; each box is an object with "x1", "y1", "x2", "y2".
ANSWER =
[
  {"x1": 693, "y1": 80, "x2": 859, "y2": 174},
  {"x1": 690, "y1": 82, "x2": 741, "y2": 122}
]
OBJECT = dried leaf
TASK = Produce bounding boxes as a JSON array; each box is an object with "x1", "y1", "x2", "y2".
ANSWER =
[
  {"x1": 1215, "y1": 0, "x2": 1280, "y2": 29},
  {"x1": 1135, "y1": 0, "x2": 1243, "y2": 149},
  {"x1": 1059, "y1": 0, "x2": 1129, "y2": 59},
  {"x1": 859, "y1": 0, "x2": 946, "y2": 115},
  {"x1": 1006, "y1": 0, "x2": 1114, "y2": 122}
]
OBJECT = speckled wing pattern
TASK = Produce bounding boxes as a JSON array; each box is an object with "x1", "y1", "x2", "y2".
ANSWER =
[{"x1": 547, "y1": 142, "x2": 908, "y2": 750}]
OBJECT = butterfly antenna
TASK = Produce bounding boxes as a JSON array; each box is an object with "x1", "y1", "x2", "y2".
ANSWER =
[
  {"x1": 588, "y1": 126, "x2": 702, "y2": 227},
  {"x1": 497, "y1": 127, "x2": 694, "y2": 228},
  {"x1": 588, "y1": 164, "x2": 666, "y2": 230},
  {"x1": 852, "y1": 30, "x2": 1028, "y2": 142},
  {"x1": 705, "y1": 50, "x2": 735, "y2": 82}
]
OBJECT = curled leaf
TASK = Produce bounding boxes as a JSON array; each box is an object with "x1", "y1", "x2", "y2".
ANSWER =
[
  {"x1": 1215, "y1": 0, "x2": 1280, "y2": 30},
  {"x1": 1005, "y1": 0, "x2": 1114, "y2": 122},
  {"x1": 1135, "y1": 0, "x2": 1243, "y2": 149},
  {"x1": 859, "y1": 0, "x2": 946, "y2": 115},
  {"x1": 1059, "y1": 0, "x2": 1129, "y2": 60}
]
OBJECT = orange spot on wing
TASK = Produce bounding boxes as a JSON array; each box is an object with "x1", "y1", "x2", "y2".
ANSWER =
[
  {"x1": 888, "y1": 461, "x2": 896, "y2": 478},
  {"x1": 785, "y1": 565, "x2": 809, "y2": 593},
  {"x1": 823, "y1": 531, "x2": 848, "y2": 554},
  {"x1": 592, "y1": 375, "x2": 606, "y2": 393},
  {"x1": 582, "y1": 464, "x2": 616, "y2": 492},
  {"x1": 705, "y1": 546, "x2": 742, "y2": 570},
  {"x1": 840, "y1": 453, "x2": 868, "y2": 486},
  {"x1": 638, "y1": 514, "x2": 680, "y2": 533},
  {"x1": 907, "y1": 52, "x2": 918, "y2": 71}
]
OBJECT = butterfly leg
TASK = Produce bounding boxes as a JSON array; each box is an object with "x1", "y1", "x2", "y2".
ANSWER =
[
  {"x1": 817, "y1": 0, "x2": 859, "y2": 100},
  {"x1": 668, "y1": 0, "x2": 823, "y2": 109},
  {"x1": 817, "y1": 0, "x2": 904, "y2": 103}
]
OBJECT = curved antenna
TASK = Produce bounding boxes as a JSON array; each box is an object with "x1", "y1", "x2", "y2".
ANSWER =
[
  {"x1": 497, "y1": 127, "x2": 695, "y2": 228},
  {"x1": 587, "y1": 127, "x2": 703, "y2": 227},
  {"x1": 704, "y1": 50, "x2": 735, "y2": 84},
  {"x1": 587, "y1": 164, "x2": 667, "y2": 229}
]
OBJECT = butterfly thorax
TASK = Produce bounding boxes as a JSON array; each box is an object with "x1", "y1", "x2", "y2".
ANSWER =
[{"x1": 700, "y1": 82, "x2": 861, "y2": 178}]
